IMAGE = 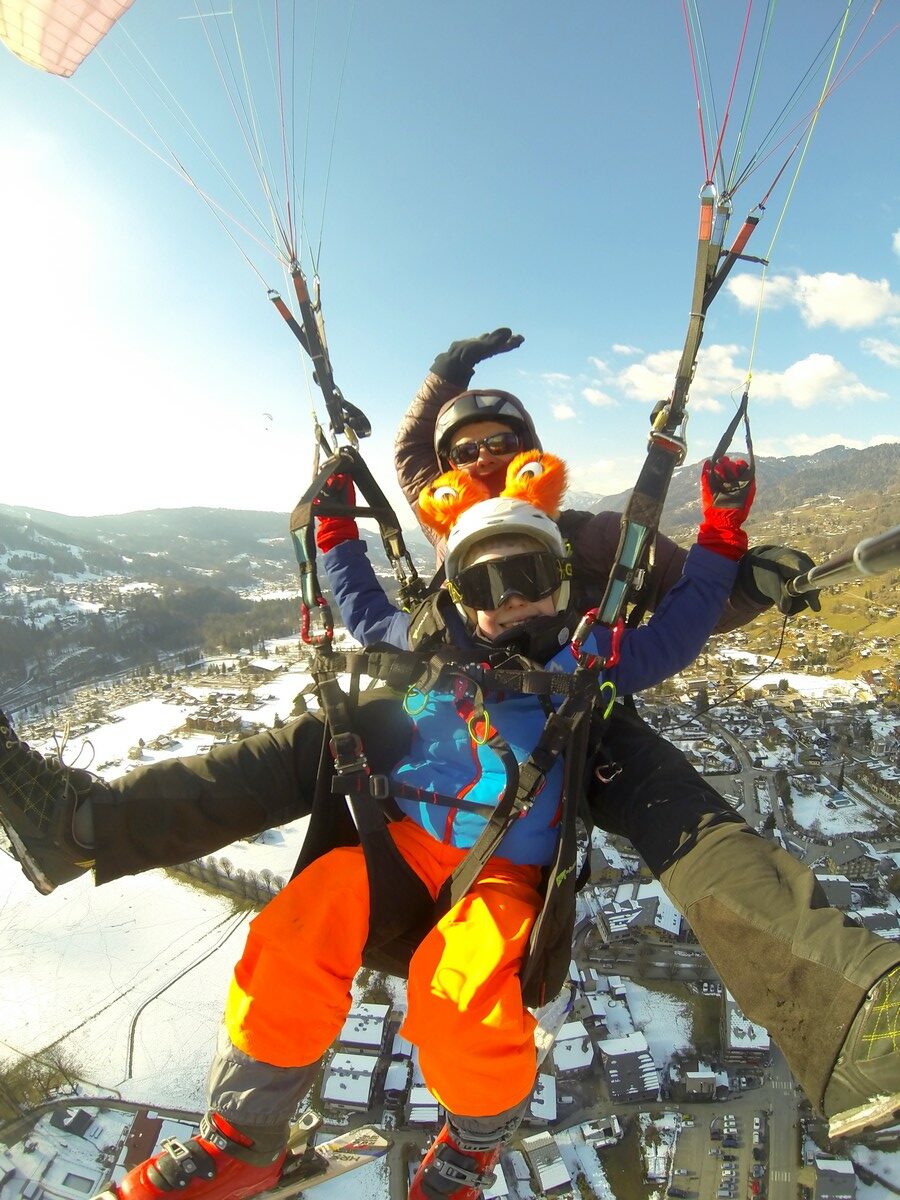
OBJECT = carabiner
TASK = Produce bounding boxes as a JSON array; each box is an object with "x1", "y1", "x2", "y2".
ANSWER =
[{"x1": 300, "y1": 597, "x2": 334, "y2": 647}]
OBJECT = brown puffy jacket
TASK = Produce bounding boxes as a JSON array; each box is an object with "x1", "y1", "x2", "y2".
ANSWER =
[{"x1": 394, "y1": 371, "x2": 768, "y2": 634}]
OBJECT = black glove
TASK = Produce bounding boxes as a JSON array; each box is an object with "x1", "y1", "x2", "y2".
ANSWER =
[
  {"x1": 430, "y1": 328, "x2": 525, "y2": 386},
  {"x1": 737, "y1": 544, "x2": 822, "y2": 615}
]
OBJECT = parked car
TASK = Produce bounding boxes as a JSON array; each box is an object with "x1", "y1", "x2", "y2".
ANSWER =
[
  {"x1": 752, "y1": 1164, "x2": 766, "y2": 1179},
  {"x1": 667, "y1": 1189, "x2": 688, "y2": 1199},
  {"x1": 722, "y1": 1153, "x2": 737, "y2": 1162},
  {"x1": 722, "y1": 1135, "x2": 739, "y2": 1148}
]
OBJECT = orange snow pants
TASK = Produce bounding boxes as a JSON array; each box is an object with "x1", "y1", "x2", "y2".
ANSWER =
[{"x1": 223, "y1": 817, "x2": 543, "y2": 1116}]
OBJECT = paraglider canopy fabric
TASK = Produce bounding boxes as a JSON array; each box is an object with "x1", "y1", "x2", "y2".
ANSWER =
[{"x1": 0, "y1": 0, "x2": 136, "y2": 78}]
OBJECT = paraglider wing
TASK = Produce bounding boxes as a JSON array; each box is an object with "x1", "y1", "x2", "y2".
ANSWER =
[{"x1": 0, "y1": 0, "x2": 137, "y2": 78}]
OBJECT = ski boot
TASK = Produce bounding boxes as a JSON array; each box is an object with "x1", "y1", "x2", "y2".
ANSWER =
[
  {"x1": 408, "y1": 1122, "x2": 501, "y2": 1200},
  {"x1": 96, "y1": 1112, "x2": 286, "y2": 1200},
  {"x1": 826, "y1": 964, "x2": 900, "y2": 1139},
  {"x1": 0, "y1": 708, "x2": 99, "y2": 894}
]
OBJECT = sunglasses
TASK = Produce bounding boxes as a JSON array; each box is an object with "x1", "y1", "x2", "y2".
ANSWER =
[
  {"x1": 447, "y1": 431, "x2": 522, "y2": 467},
  {"x1": 448, "y1": 551, "x2": 567, "y2": 611}
]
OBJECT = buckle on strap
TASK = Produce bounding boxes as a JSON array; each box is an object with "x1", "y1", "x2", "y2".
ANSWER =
[
  {"x1": 435, "y1": 1160, "x2": 496, "y2": 1189},
  {"x1": 329, "y1": 731, "x2": 368, "y2": 774}
]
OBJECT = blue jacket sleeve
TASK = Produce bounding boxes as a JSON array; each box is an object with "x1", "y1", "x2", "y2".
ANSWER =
[
  {"x1": 571, "y1": 545, "x2": 738, "y2": 694},
  {"x1": 321, "y1": 539, "x2": 411, "y2": 649}
]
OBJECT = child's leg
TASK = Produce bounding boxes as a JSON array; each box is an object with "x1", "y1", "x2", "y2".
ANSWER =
[
  {"x1": 400, "y1": 853, "x2": 542, "y2": 1200},
  {"x1": 401, "y1": 850, "x2": 543, "y2": 1115},
  {"x1": 222, "y1": 842, "x2": 374, "y2": 1069},
  {"x1": 594, "y1": 702, "x2": 900, "y2": 1132},
  {"x1": 109, "y1": 844, "x2": 375, "y2": 1199}
]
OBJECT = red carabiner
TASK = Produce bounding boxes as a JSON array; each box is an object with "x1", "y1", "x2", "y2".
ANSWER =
[{"x1": 300, "y1": 597, "x2": 334, "y2": 647}]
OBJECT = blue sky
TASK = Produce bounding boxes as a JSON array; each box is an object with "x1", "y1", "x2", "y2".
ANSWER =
[{"x1": 2, "y1": 1, "x2": 898, "y2": 522}]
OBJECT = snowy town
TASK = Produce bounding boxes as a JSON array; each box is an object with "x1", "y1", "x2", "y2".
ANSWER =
[{"x1": 1, "y1": 616, "x2": 898, "y2": 1200}]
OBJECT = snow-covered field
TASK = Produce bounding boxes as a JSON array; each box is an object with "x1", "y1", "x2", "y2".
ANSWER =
[{"x1": 3, "y1": 658, "x2": 898, "y2": 1198}]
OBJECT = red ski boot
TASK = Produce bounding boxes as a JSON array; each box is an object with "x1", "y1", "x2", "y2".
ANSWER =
[
  {"x1": 108, "y1": 1112, "x2": 286, "y2": 1199},
  {"x1": 408, "y1": 1122, "x2": 501, "y2": 1200}
]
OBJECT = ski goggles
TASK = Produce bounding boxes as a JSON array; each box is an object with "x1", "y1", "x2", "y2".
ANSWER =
[
  {"x1": 448, "y1": 550, "x2": 569, "y2": 610},
  {"x1": 447, "y1": 431, "x2": 522, "y2": 467}
]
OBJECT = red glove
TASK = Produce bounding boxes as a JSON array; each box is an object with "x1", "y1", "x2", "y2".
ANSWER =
[
  {"x1": 314, "y1": 474, "x2": 359, "y2": 553},
  {"x1": 696, "y1": 457, "x2": 756, "y2": 561}
]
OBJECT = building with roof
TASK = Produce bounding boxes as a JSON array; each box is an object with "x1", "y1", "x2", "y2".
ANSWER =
[
  {"x1": 338, "y1": 1002, "x2": 390, "y2": 1053},
  {"x1": 597, "y1": 1030, "x2": 661, "y2": 1102},
  {"x1": 320, "y1": 1051, "x2": 379, "y2": 1111},
  {"x1": 407, "y1": 1084, "x2": 441, "y2": 1128},
  {"x1": 814, "y1": 1157, "x2": 856, "y2": 1200},
  {"x1": 520, "y1": 1132, "x2": 571, "y2": 1196},
  {"x1": 526, "y1": 1073, "x2": 558, "y2": 1126},
  {"x1": 582, "y1": 1115, "x2": 623, "y2": 1147},
  {"x1": 551, "y1": 1020, "x2": 594, "y2": 1074},
  {"x1": 721, "y1": 991, "x2": 771, "y2": 1067}
]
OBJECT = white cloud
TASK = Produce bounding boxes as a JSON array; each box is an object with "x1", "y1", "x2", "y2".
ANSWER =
[
  {"x1": 861, "y1": 337, "x2": 900, "y2": 368},
  {"x1": 727, "y1": 272, "x2": 795, "y2": 311},
  {"x1": 751, "y1": 353, "x2": 885, "y2": 409},
  {"x1": 794, "y1": 273, "x2": 900, "y2": 330},
  {"x1": 582, "y1": 386, "x2": 617, "y2": 408},
  {"x1": 541, "y1": 372, "x2": 573, "y2": 385},
  {"x1": 611, "y1": 344, "x2": 641, "y2": 356},
  {"x1": 588, "y1": 356, "x2": 608, "y2": 373},
  {"x1": 552, "y1": 403, "x2": 577, "y2": 420},
  {"x1": 894, "y1": 229, "x2": 900, "y2": 257},
  {"x1": 728, "y1": 270, "x2": 900, "y2": 331},
  {"x1": 617, "y1": 343, "x2": 749, "y2": 413}
]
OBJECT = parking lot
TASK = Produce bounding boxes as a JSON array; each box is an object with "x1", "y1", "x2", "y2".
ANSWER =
[{"x1": 668, "y1": 1109, "x2": 769, "y2": 1200}]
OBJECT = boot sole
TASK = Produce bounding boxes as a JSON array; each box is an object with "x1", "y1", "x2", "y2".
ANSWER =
[
  {"x1": 828, "y1": 1091, "x2": 900, "y2": 1139},
  {"x1": 0, "y1": 816, "x2": 56, "y2": 895}
]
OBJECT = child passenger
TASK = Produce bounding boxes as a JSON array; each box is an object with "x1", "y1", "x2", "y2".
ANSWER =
[{"x1": 106, "y1": 450, "x2": 754, "y2": 1200}]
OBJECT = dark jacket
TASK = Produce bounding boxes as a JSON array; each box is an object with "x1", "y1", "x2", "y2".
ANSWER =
[{"x1": 393, "y1": 370, "x2": 768, "y2": 633}]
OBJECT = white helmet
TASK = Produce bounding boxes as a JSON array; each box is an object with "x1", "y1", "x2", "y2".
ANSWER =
[{"x1": 445, "y1": 497, "x2": 570, "y2": 615}]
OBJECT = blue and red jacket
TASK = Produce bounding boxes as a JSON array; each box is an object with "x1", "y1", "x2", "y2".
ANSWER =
[{"x1": 323, "y1": 540, "x2": 737, "y2": 866}]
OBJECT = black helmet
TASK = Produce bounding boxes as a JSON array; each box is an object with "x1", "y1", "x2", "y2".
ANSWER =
[{"x1": 434, "y1": 390, "x2": 541, "y2": 469}]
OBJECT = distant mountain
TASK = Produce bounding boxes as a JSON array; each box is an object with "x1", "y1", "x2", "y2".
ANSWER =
[
  {"x1": 578, "y1": 442, "x2": 900, "y2": 534},
  {"x1": 1, "y1": 442, "x2": 897, "y2": 588}
]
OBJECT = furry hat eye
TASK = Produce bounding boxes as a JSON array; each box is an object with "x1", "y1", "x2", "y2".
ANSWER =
[
  {"x1": 502, "y1": 451, "x2": 567, "y2": 513},
  {"x1": 418, "y1": 469, "x2": 491, "y2": 537},
  {"x1": 515, "y1": 459, "x2": 545, "y2": 482}
]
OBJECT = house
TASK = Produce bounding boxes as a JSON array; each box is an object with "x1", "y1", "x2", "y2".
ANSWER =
[
  {"x1": 721, "y1": 991, "x2": 770, "y2": 1067},
  {"x1": 552, "y1": 1021, "x2": 594, "y2": 1073},
  {"x1": 383, "y1": 1058, "x2": 411, "y2": 1107},
  {"x1": 814, "y1": 873, "x2": 853, "y2": 909},
  {"x1": 320, "y1": 1052, "x2": 378, "y2": 1111},
  {"x1": 526, "y1": 1073, "x2": 558, "y2": 1126},
  {"x1": 338, "y1": 1002, "x2": 390, "y2": 1054},
  {"x1": 520, "y1": 1132, "x2": 572, "y2": 1196},
  {"x1": 596, "y1": 1030, "x2": 661, "y2": 1102},
  {"x1": 814, "y1": 1157, "x2": 856, "y2": 1199},
  {"x1": 683, "y1": 1068, "x2": 717, "y2": 1099},
  {"x1": 407, "y1": 1084, "x2": 441, "y2": 1128},
  {"x1": 582, "y1": 1115, "x2": 623, "y2": 1146}
]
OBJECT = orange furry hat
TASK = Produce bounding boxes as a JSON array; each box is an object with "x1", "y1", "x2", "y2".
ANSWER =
[{"x1": 417, "y1": 451, "x2": 568, "y2": 541}]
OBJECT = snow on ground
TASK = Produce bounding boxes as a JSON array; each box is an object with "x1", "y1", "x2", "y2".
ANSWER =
[
  {"x1": 555, "y1": 1123, "x2": 615, "y2": 1198},
  {"x1": 791, "y1": 786, "x2": 875, "y2": 837},
  {"x1": 0, "y1": 856, "x2": 243, "y2": 1106},
  {"x1": 624, "y1": 982, "x2": 692, "y2": 1070},
  {"x1": 852, "y1": 1141, "x2": 900, "y2": 1196}
]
